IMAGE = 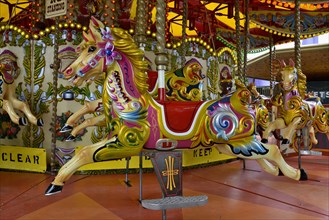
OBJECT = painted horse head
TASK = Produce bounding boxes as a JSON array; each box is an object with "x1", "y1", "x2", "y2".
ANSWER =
[
  {"x1": 0, "y1": 50, "x2": 20, "y2": 84},
  {"x1": 273, "y1": 59, "x2": 297, "y2": 92},
  {"x1": 62, "y1": 17, "x2": 143, "y2": 87}
]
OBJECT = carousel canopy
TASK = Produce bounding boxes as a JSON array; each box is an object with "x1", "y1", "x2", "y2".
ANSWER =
[{"x1": 1, "y1": 0, "x2": 328, "y2": 80}]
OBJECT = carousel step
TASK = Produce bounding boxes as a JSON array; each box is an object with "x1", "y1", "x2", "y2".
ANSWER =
[
  {"x1": 300, "y1": 150, "x2": 322, "y2": 156},
  {"x1": 141, "y1": 195, "x2": 208, "y2": 210}
]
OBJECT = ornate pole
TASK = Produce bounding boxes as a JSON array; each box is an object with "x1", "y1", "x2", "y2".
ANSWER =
[
  {"x1": 294, "y1": 0, "x2": 303, "y2": 167},
  {"x1": 243, "y1": 0, "x2": 249, "y2": 83},
  {"x1": 235, "y1": 0, "x2": 243, "y2": 80},
  {"x1": 269, "y1": 34, "x2": 273, "y2": 97},
  {"x1": 50, "y1": 17, "x2": 60, "y2": 174},
  {"x1": 181, "y1": 0, "x2": 188, "y2": 66},
  {"x1": 294, "y1": 0, "x2": 301, "y2": 73},
  {"x1": 134, "y1": 0, "x2": 147, "y2": 49},
  {"x1": 155, "y1": 0, "x2": 169, "y2": 102}
]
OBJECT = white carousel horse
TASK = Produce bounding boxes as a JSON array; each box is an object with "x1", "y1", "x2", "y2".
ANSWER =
[
  {"x1": 261, "y1": 59, "x2": 329, "y2": 151},
  {"x1": 0, "y1": 50, "x2": 43, "y2": 126},
  {"x1": 45, "y1": 17, "x2": 307, "y2": 196}
]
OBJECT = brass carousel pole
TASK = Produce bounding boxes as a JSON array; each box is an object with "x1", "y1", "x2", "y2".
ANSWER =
[
  {"x1": 155, "y1": 0, "x2": 169, "y2": 102},
  {"x1": 235, "y1": 0, "x2": 243, "y2": 80},
  {"x1": 243, "y1": 0, "x2": 249, "y2": 83},
  {"x1": 181, "y1": 0, "x2": 188, "y2": 67},
  {"x1": 155, "y1": 1, "x2": 169, "y2": 218},
  {"x1": 50, "y1": 17, "x2": 60, "y2": 175},
  {"x1": 242, "y1": 0, "x2": 250, "y2": 170},
  {"x1": 135, "y1": 0, "x2": 148, "y2": 202},
  {"x1": 294, "y1": 0, "x2": 303, "y2": 168},
  {"x1": 134, "y1": 0, "x2": 147, "y2": 49},
  {"x1": 269, "y1": 34, "x2": 273, "y2": 97}
]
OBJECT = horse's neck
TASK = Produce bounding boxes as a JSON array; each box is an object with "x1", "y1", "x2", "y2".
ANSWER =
[{"x1": 283, "y1": 85, "x2": 300, "y2": 100}]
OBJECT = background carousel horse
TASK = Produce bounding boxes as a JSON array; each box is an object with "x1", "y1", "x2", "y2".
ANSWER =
[
  {"x1": 61, "y1": 58, "x2": 205, "y2": 141},
  {"x1": 45, "y1": 17, "x2": 307, "y2": 196},
  {"x1": 0, "y1": 50, "x2": 43, "y2": 126},
  {"x1": 247, "y1": 82, "x2": 283, "y2": 141},
  {"x1": 261, "y1": 59, "x2": 329, "y2": 150}
]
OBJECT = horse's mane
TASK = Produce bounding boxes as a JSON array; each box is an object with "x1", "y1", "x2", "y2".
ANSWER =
[
  {"x1": 110, "y1": 28, "x2": 149, "y2": 95},
  {"x1": 297, "y1": 69, "x2": 307, "y2": 99}
]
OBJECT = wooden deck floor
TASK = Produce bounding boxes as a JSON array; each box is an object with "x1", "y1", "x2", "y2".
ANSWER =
[{"x1": 1, "y1": 155, "x2": 328, "y2": 220}]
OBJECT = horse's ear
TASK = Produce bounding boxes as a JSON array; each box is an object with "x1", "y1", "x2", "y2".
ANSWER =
[
  {"x1": 288, "y1": 58, "x2": 295, "y2": 67},
  {"x1": 91, "y1": 16, "x2": 104, "y2": 29},
  {"x1": 89, "y1": 20, "x2": 103, "y2": 42},
  {"x1": 280, "y1": 59, "x2": 286, "y2": 68},
  {"x1": 82, "y1": 31, "x2": 93, "y2": 42}
]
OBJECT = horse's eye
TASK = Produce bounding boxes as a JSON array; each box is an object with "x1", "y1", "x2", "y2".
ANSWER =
[{"x1": 88, "y1": 46, "x2": 96, "y2": 53}]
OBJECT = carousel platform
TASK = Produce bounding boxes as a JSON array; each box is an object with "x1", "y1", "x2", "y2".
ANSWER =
[{"x1": 1, "y1": 155, "x2": 328, "y2": 220}]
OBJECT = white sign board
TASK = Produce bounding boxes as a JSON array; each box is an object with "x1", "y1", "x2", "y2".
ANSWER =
[{"x1": 45, "y1": 0, "x2": 67, "y2": 19}]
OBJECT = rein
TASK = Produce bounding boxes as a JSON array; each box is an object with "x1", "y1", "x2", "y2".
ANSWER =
[{"x1": 77, "y1": 48, "x2": 107, "y2": 77}]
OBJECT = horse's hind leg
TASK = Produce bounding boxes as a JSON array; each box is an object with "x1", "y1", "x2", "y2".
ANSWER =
[
  {"x1": 264, "y1": 143, "x2": 307, "y2": 181},
  {"x1": 256, "y1": 158, "x2": 280, "y2": 176}
]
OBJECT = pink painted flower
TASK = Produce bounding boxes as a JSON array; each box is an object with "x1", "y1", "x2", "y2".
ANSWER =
[
  {"x1": 100, "y1": 27, "x2": 114, "y2": 41},
  {"x1": 104, "y1": 42, "x2": 121, "y2": 65}
]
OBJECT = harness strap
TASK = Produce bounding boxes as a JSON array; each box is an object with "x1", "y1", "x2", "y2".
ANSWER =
[{"x1": 78, "y1": 49, "x2": 106, "y2": 77}]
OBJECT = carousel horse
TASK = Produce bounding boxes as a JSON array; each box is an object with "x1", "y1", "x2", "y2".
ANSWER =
[
  {"x1": 261, "y1": 59, "x2": 329, "y2": 149},
  {"x1": 61, "y1": 58, "x2": 204, "y2": 141},
  {"x1": 247, "y1": 82, "x2": 285, "y2": 141},
  {"x1": 0, "y1": 50, "x2": 43, "y2": 126},
  {"x1": 45, "y1": 17, "x2": 307, "y2": 196},
  {"x1": 247, "y1": 82, "x2": 271, "y2": 138}
]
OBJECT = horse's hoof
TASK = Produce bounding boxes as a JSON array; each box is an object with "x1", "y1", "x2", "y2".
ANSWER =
[
  {"x1": 60, "y1": 124, "x2": 73, "y2": 133},
  {"x1": 37, "y1": 119, "x2": 44, "y2": 126},
  {"x1": 66, "y1": 135, "x2": 76, "y2": 142},
  {"x1": 261, "y1": 138, "x2": 268, "y2": 143},
  {"x1": 278, "y1": 169, "x2": 284, "y2": 176},
  {"x1": 281, "y1": 139, "x2": 290, "y2": 145},
  {"x1": 45, "y1": 184, "x2": 63, "y2": 196},
  {"x1": 19, "y1": 117, "x2": 28, "y2": 126},
  {"x1": 299, "y1": 169, "x2": 308, "y2": 181}
]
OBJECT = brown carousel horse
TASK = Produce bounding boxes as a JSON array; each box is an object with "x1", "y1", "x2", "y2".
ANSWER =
[
  {"x1": 0, "y1": 50, "x2": 43, "y2": 126},
  {"x1": 45, "y1": 17, "x2": 307, "y2": 196},
  {"x1": 261, "y1": 59, "x2": 329, "y2": 150}
]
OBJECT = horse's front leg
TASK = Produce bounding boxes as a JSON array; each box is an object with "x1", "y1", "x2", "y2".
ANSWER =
[
  {"x1": 10, "y1": 97, "x2": 43, "y2": 126},
  {"x1": 61, "y1": 99, "x2": 103, "y2": 133},
  {"x1": 66, "y1": 114, "x2": 106, "y2": 141},
  {"x1": 281, "y1": 117, "x2": 301, "y2": 145},
  {"x1": 308, "y1": 125, "x2": 318, "y2": 145},
  {"x1": 45, "y1": 137, "x2": 114, "y2": 195},
  {"x1": 1, "y1": 98, "x2": 22, "y2": 125},
  {"x1": 261, "y1": 118, "x2": 286, "y2": 143}
]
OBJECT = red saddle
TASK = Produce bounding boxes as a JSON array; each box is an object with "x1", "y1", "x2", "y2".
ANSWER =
[{"x1": 159, "y1": 100, "x2": 204, "y2": 133}]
